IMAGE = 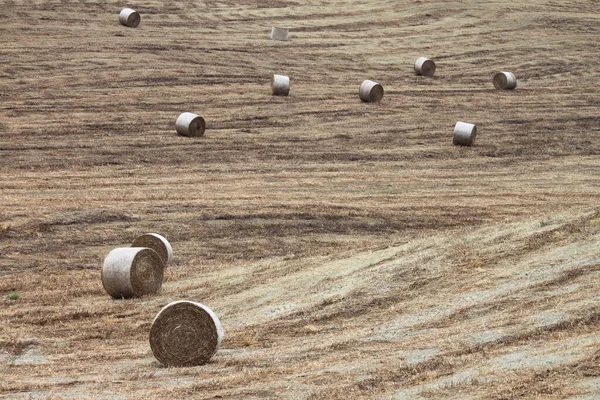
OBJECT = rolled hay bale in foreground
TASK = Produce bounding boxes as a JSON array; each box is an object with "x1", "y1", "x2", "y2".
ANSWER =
[
  {"x1": 415, "y1": 57, "x2": 436, "y2": 76},
  {"x1": 150, "y1": 301, "x2": 224, "y2": 367},
  {"x1": 132, "y1": 233, "x2": 173, "y2": 268},
  {"x1": 453, "y1": 121, "x2": 477, "y2": 146},
  {"x1": 101, "y1": 247, "x2": 164, "y2": 299},
  {"x1": 269, "y1": 27, "x2": 288, "y2": 41},
  {"x1": 271, "y1": 74, "x2": 290, "y2": 96},
  {"x1": 493, "y1": 71, "x2": 517, "y2": 90},
  {"x1": 119, "y1": 8, "x2": 141, "y2": 28},
  {"x1": 359, "y1": 80, "x2": 384, "y2": 102},
  {"x1": 176, "y1": 112, "x2": 206, "y2": 137}
]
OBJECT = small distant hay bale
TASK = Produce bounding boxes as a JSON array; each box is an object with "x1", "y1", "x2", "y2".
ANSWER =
[
  {"x1": 359, "y1": 80, "x2": 384, "y2": 102},
  {"x1": 415, "y1": 57, "x2": 436, "y2": 76},
  {"x1": 119, "y1": 8, "x2": 140, "y2": 28},
  {"x1": 176, "y1": 112, "x2": 206, "y2": 137},
  {"x1": 132, "y1": 233, "x2": 173, "y2": 268},
  {"x1": 150, "y1": 301, "x2": 224, "y2": 367},
  {"x1": 453, "y1": 121, "x2": 477, "y2": 146},
  {"x1": 101, "y1": 247, "x2": 164, "y2": 298},
  {"x1": 493, "y1": 71, "x2": 517, "y2": 90},
  {"x1": 270, "y1": 27, "x2": 288, "y2": 41},
  {"x1": 271, "y1": 74, "x2": 290, "y2": 96}
]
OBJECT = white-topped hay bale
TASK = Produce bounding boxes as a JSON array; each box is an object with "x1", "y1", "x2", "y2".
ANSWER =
[
  {"x1": 101, "y1": 247, "x2": 164, "y2": 299},
  {"x1": 150, "y1": 301, "x2": 224, "y2": 367},
  {"x1": 415, "y1": 57, "x2": 436, "y2": 76},
  {"x1": 359, "y1": 80, "x2": 384, "y2": 102},
  {"x1": 132, "y1": 233, "x2": 173, "y2": 268},
  {"x1": 176, "y1": 112, "x2": 206, "y2": 137},
  {"x1": 119, "y1": 8, "x2": 140, "y2": 28},
  {"x1": 271, "y1": 74, "x2": 290, "y2": 96},
  {"x1": 453, "y1": 121, "x2": 477, "y2": 146},
  {"x1": 270, "y1": 27, "x2": 288, "y2": 41},
  {"x1": 493, "y1": 71, "x2": 517, "y2": 90}
]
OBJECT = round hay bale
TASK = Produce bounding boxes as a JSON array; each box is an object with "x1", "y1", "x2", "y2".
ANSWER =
[
  {"x1": 150, "y1": 301, "x2": 224, "y2": 367},
  {"x1": 101, "y1": 247, "x2": 164, "y2": 299},
  {"x1": 271, "y1": 74, "x2": 290, "y2": 96},
  {"x1": 359, "y1": 80, "x2": 384, "y2": 102},
  {"x1": 132, "y1": 233, "x2": 173, "y2": 268},
  {"x1": 453, "y1": 121, "x2": 477, "y2": 146},
  {"x1": 415, "y1": 57, "x2": 436, "y2": 76},
  {"x1": 493, "y1": 71, "x2": 517, "y2": 90},
  {"x1": 176, "y1": 112, "x2": 206, "y2": 137},
  {"x1": 270, "y1": 27, "x2": 288, "y2": 41},
  {"x1": 119, "y1": 8, "x2": 140, "y2": 28}
]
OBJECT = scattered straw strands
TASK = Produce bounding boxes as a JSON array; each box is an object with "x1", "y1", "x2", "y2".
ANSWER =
[
  {"x1": 150, "y1": 301, "x2": 224, "y2": 367},
  {"x1": 132, "y1": 233, "x2": 173, "y2": 268},
  {"x1": 176, "y1": 112, "x2": 206, "y2": 137},
  {"x1": 493, "y1": 71, "x2": 517, "y2": 90},
  {"x1": 101, "y1": 247, "x2": 164, "y2": 298},
  {"x1": 415, "y1": 57, "x2": 436, "y2": 76},
  {"x1": 119, "y1": 8, "x2": 140, "y2": 28},
  {"x1": 453, "y1": 121, "x2": 477, "y2": 146},
  {"x1": 270, "y1": 27, "x2": 289, "y2": 41},
  {"x1": 359, "y1": 80, "x2": 384, "y2": 102},
  {"x1": 271, "y1": 74, "x2": 290, "y2": 96}
]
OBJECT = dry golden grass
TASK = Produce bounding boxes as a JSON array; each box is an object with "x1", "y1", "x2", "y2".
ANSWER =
[{"x1": 1, "y1": 0, "x2": 599, "y2": 398}]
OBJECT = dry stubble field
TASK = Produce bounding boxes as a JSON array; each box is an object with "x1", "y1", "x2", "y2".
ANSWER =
[{"x1": 1, "y1": 0, "x2": 600, "y2": 398}]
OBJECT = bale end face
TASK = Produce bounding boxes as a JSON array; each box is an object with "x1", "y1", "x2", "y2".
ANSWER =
[
  {"x1": 493, "y1": 71, "x2": 517, "y2": 90},
  {"x1": 119, "y1": 8, "x2": 140, "y2": 28},
  {"x1": 359, "y1": 80, "x2": 384, "y2": 102},
  {"x1": 415, "y1": 57, "x2": 436, "y2": 76},
  {"x1": 132, "y1": 233, "x2": 173, "y2": 268},
  {"x1": 176, "y1": 112, "x2": 206, "y2": 137},
  {"x1": 101, "y1": 247, "x2": 164, "y2": 299},
  {"x1": 150, "y1": 301, "x2": 224, "y2": 367}
]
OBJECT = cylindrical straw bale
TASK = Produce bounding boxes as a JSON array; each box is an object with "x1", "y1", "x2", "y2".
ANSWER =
[
  {"x1": 150, "y1": 301, "x2": 224, "y2": 367},
  {"x1": 119, "y1": 8, "x2": 141, "y2": 28},
  {"x1": 359, "y1": 80, "x2": 384, "y2": 102},
  {"x1": 132, "y1": 233, "x2": 173, "y2": 268},
  {"x1": 101, "y1": 247, "x2": 164, "y2": 299},
  {"x1": 271, "y1": 74, "x2": 290, "y2": 96},
  {"x1": 270, "y1": 27, "x2": 288, "y2": 41},
  {"x1": 415, "y1": 57, "x2": 436, "y2": 76},
  {"x1": 453, "y1": 121, "x2": 477, "y2": 146},
  {"x1": 176, "y1": 112, "x2": 206, "y2": 137},
  {"x1": 493, "y1": 71, "x2": 517, "y2": 90}
]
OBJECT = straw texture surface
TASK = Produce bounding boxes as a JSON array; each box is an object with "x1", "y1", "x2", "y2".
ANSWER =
[
  {"x1": 493, "y1": 71, "x2": 517, "y2": 90},
  {"x1": 150, "y1": 301, "x2": 224, "y2": 367},
  {"x1": 359, "y1": 80, "x2": 384, "y2": 102},
  {"x1": 176, "y1": 112, "x2": 206, "y2": 137},
  {"x1": 101, "y1": 247, "x2": 163, "y2": 298},
  {"x1": 132, "y1": 233, "x2": 173, "y2": 268},
  {"x1": 415, "y1": 57, "x2": 436, "y2": 76},
  {"x1": 119, "y1": 8, "x2": 140, "y2": 28}
]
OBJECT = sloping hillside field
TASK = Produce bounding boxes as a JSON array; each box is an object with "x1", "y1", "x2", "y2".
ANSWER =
[{"x1": 1, "y1": 0, "x2": 599, "y2": 398}]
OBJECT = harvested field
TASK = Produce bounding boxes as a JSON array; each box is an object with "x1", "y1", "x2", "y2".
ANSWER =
[{"x1": 1, "y1": 0, "x2": 599, "y2": 398}]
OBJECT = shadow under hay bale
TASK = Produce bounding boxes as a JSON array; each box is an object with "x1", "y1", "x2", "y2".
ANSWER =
[
  {"x1": 149, "y1": 301, "x2": 224, "y2": 367},
  {"x1": 176, "y1": 112, "x2": 206, "y2": 137},
  {"x1": 132, "y1": 233, "x2": 173, "y2": 268},
  {"x1": 453, "y1": 121, "x2": 477, "y2": 146},
  {"x1": 119, "y1": 8, "x2": 140, "y2": 28},
  {"x1": 359, "y1": 80, "x2": 384, "y2": 102},
  {"x1": 270, "y1": 27, "x2": 288, "y2": 41},
  {"x1": 271, "y1": 74, "x2": 290, "y2": 96},
  {"x1": 493, "y1": 71, "x2": 517, "y2": 90},
  {"x1": 415, "y1": 57, "x2": 436, "y2": 76},
  {"x1": 101, "y1": 247, "x2": 164, "y2": 298}
]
